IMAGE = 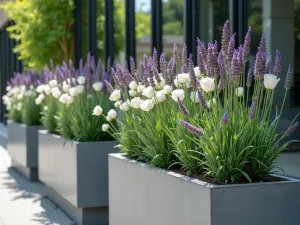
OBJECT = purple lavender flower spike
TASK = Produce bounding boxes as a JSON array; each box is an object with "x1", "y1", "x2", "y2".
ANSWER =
[
  {"x1": 166, "y1": 58, "x2": 174, "y2": 85},
  {"x1": 197, "y1": 42, "x2": 207, "y2": 76},
  {"x1": 273, "y1": 50, "x2": 282, "y2": 77},
  {"x1": 104, "y1": 79, "x2": 114, "y2": 93},
  {"x1": 285, "y1": 121, "x2": 299, "y2": 137},
  {"x1": 149, "y1": 65, "x2": 156, "y2": 88},
  {"x1": 152, "y1": 48, "x2": 158, "y2": 70},
  {"x1": 111, "y1": 68, "x2": 121, "y2": 87},
  {"x1": 197, "y1": 39, "x2": 207, "y2": 64},
  {"x1": 285, "y1": 63, "x2": 293, "y2": 89},
  {"x1": 181, "y1": 64, "x2": 188, "y2": 73},
  {"x1": 230, "y1": 51, "x2": 240, "y2": 83},
  {"x1": 246, "y1": 69, "x2": 253, "y2": 87},
  {"x1": 221, "y1": 20, "x2": 230, "y2": 58},
  {"x1": 243, "y1": 27, "x2": 252, "y2": 62},
  {"x1": 259, "y1": 34, "x2": 267, "y2": 53},
  {"x1": 254, "y1": 48, "x2": 264, "y2": 80},
  {"x1": 153, "y1": 66, "x2": 161, "y2": 83},
  {"x1": 177, "y1": 97, "x2": 189, "y2": 116},
  {"x1": 173, "y1": 43, "x2": 179, "y2": 63},
  {"x1": 160, "y1": 53, "x2": 166, "y2": 76},
  {"x1": 249, "y1": 97, "x2": 258, "y2": 120},
  {"x1": 265, "y1": 55, "x2": 272, "y2": 74},
  {"x1": 188, "y1": 54, "x2": 197, "y2": 90},
  {"x1": 182, "y1": 43, "x2": 188, "y2": 66},
  {"x1": 227, "y1": 33, "x2": 236, "y2": 68},
  {"x1": 197, "y1": 89, "x2": 207, "y2": 109},
  {"x1": 180, "y1": 120, "x2": 204, "y2": 137},
  {"x1": 221, "y1": 112, "x2": 229, "y2": 125},
  {"x1": 129, "y1": 56, "x2": 136, "y2": 75}
]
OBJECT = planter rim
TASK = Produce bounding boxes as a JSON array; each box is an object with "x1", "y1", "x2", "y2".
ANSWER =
[
  {"x1": 39, "y1": 130, "x2": 116, "y2": 145},
  {"x1": 8, "y1": 120, "x2": 42, "y2": 127},
  {"x1": 110, "y1": 153, "x2": 300, "y2": 188}
]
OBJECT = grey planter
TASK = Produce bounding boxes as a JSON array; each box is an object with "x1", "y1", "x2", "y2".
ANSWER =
[
  {"x1": 109, "y1": 153, "x2": 300, "y2": 225},
  {"x1": 39, "y1": 130, "x2": 118, "y2": 225},
  {"x1": 7, "y1": 120, "x2": 42, "y2": 181}
]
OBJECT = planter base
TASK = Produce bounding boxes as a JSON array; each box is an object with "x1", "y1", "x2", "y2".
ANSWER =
[
  {"x1": 11, "y1": 159, "x2": 38, "y2": 181},
  {"x1": 45, "y1": 185, "x2": 108, "y2": 225}
]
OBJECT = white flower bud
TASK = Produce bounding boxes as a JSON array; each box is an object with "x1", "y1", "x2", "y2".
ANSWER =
[
  {"x1": 140, "y1": 99, "x2": 155, "y2": 112},
  {"x1": 102, "y1": 124, "x2": 109, "y2": 132},
  {"x1": 120, "y1": 102, "x2": 130, "y2": 111},
  {"x1": 109, "y1": 90, "x2": 121, "y2": 101},
  {"x1": 49, "y1": 79, "x2": 58, "y2": 88},
  {"x1": 92, "y1": 82, "x2": 103, "y2": 92},
  {"x1": 77, "y1": 76, "x2": 86, "y2": 85},
  {"x1": 107, "y1": 109, "x2": 117, "y2": 119},
  {"x1": 129, "y1": 81, "x2": 138, "y2": 90},
  {"x1": 92, "y1": 105, "x2": 103, "y2": 116},
  {"x1": 171, "y1": 89, "x2": 185, "y2": 102},
  {"x1": 129, "y1": 90, "x2": 137, "y2": 97},
  {"x1": 75, "y1": 85, "x2": 85, "y2": 94},
  {"x1": 69, "y1": 87, "x2": 77, "y2": 97},
  {"x1": 130, "y1": 97, "x2": 142, "y2": 109},
  {"x1": 142, "y1": 86, "x2": 155, "y2": 98},
  {"x1": 155, "y1": 90, "x2": 166, "y2": 102},
  {"x1": 163, "y1": 85, "x2": 173, "y2": 94}
]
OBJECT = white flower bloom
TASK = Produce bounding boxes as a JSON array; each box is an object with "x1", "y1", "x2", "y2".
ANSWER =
[
  {"x1": 75, "y1": 85, "x2": 85, "y2": 94},
  {"x1": 66, "y1": 96, "x2": 74, "y2": 105},
  {"x1": 38, "y1": 93, "x2": 45, "y2": 100},
  {"x1": 2, "y1": 95, "x2": 9, "y2": 102},
  {"x1": 155, "y1": 90, "x2": 166, "y2": 102},
  {"x1": 142, "y1": 86, "x2": 155, "y2": 98},
  {"x1": 44, "y1": 85, "x2": 51, "y2": 95},
  {"x1": 155, "y1": 78, "x2": 166, "y2": 89},
  {"x1": 20, "y1": 85, "x2": 26, "y2": 91},
  {"x1": 106, "y1": 115, "x2": 113, "y2": 122},
  {"x1": 102, "y1": 124, "x2": 109, "y2": 132},
  {"x1": 44, "y1": 106, "x2": 48, "y2": 111},
  {"x1": 236, "y1": 87, "x2": 244, "y2": 97},
  {"x1": 17, "y1": 93, "x2": 23, "y2": 100},
  {"x1": 190, "y1": 91, "x2": 199, "y2": 103},
  {"x1": 174, "y1": 79, "x2": 190, "y2": 88},
  {"x1": 25, "y1": 90, "x2": 34, "y2": 96},
  {"x1": 51, "y1": 87, "x2": 59, "y2": 93},
  {"x1": 171, "y1": 89, "x2": 185, "y2": 102},
  {"x1": 77, "y1": 76, "x2": 86, "y2": 85},
  {"x1": 92, "y1": 105, "x2": 103, "y2": 116},
  {"x1": 63, "y1": 84, "x2": 70, "y2": 93},
  {"x1": 129, "y1": 81, "x2": 138, "y2": 90},
  {"x1": 194, "y1": 67, "x2": 201, "y2": 78},
  {"x1": 49, "y1": 80, "x2": 58, "y2": 88},
  {"x1": 114, "y1": 100, "x2": 122, "y2": 108},
  {"x1": 140, "y1": 99, "x2": 155, "y2": 112},
  {"x1": 129, "y1": 90, "x2": 137, "y2": 97},
  {"x1": 67, "y1": 78, "x2": 77, "y2": 85},
  {"x1": 35, "y1": 97, "x2": 42, "y2": 105},
  {"x1": 69, "y1": 87, "x2": 77, "y2": 97},
  {"x1": 264, "y1": 74, "x2": 280, "y2": 89},
  {"x1": 176, "y1": 73, "x2": 190, "y2": 84},
  {"x1": 212, "y1": 98, "x2": 216, "y2": 104},
  {"x1": 92, "y1": 82, "x2": 103, "y2": 92},
  {"x1": 108, "y1": 109, "x2": 117, "y2": 119},
  {"x1": 207, "y1": 101, "x2": 211, "y2": 109},
  {"x1": 120, "y1": 102, "x2": 130, "y2": 111},
  {"x1": 52, "y1": 90, "x2": 61, "y2": 99},
  {"x1": 59, "y1": 94, "x2": 69, "y2": 104},
  {"x1": 137, "y1": 85, "x2": 145, "y2": 93},
  {"x1": 36, "y1": 85, "x2": 44, "y2": 93},
  {"x1": 17, "y1": 102, "x2": 22, "y2": 111},
  {"x1": 6, "y1": 86, "x2": 11, "y2": 92},
  {"x1": 109, "y1": 90, "x2": 121, "y2": 101},
  {"x1": 200, "y1": 77, "x2": 215, "y2": 92},
  {"x1": 129, "y1": 97, "x2": 141, "y2": 109},
  {"x1": 206, "y1": 98, "x2": 216, "y2": 109},
  {"x1": 163, "y1": 85, "x2": 173, "y2": 94}
]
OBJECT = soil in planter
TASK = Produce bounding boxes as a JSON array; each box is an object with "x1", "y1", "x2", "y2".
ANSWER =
[{"x1": 171, "y1": 168, "x2": 286, "y2": 185}]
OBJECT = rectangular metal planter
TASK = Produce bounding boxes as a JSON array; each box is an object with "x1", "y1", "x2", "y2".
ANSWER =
[
  {"x1": 7, "y1": 120, "x2": 42, "y2": 181},
  {"x1": 109, "y1": 153, "x2": 300, "y2": 225},
  {"x1": 39, "y1": 130, "x2": 118, "y2": 225}
]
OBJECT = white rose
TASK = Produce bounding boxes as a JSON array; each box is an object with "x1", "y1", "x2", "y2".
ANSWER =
[
  {"x1": 140, "y1": 99, "x2": 155, "y2": 112},
  {"x1": 137, "y1": 85, "x2": 145, "y2": 93},
  {"x1": 171, "y1": 89, "x2": 185, "y2": 102},
  {"x1": 236, "y1": 87, "x2": 244, "y2": 97},
  {"x1": 155, "y1": 78, "x2": 166, "y2": 89},
  {"x1": 102, "y1": 124, "x2": 109, "y2": 132},
  {"x1": 130, "y1": 97, "x2": 141, "y2": 109},
  {"x1": 63, "y1": 84, "x2": 70, "y2": 93},
  {"x1": 190, "y1": 91, "x2": 199, "y2": 103},
  {"x1": 176, "y1": 73, "x2": 190, "y2": 84},
  {"x1": 194, "y1": 67, "x2": 201, "y2": 78},
  {"x1": 114, "y1": 100, "x2": 122, "y2": 108},
  {"x1": 106, "y1": 115, "x2": 113, "y2": 122},
  {"x1": 75, "y1": 85, "x2": 85, "y2": 94},
  {"x1": 59, "y1": 94, "x2": 69, "y2": 104},
  {"x1": 108, "y1": 109, "x2": 117, "y2": 119},
  {"x1": 109, "y1": 90, "x2": 121, "y2": 101},
  {"x1": 66, "y1": 96, "x2": 74, "y2": 105},
  {"x1": 92, "y1": 105, "x2": 103, "y2": 116},
  {"x1": 17, "y1": 93, "x2": 23, "y2": 100},
  {"x1": 120, "y1": 102, "x2": 130, "y2": 111},
  {"x1": 77, "y1": 76, "x2": 86, "y2": 85},
  {"x1": 142, "y1": 86, "x2": 155, "y2": 98},
  {"x1": 38, "y1": 93, "x2": 45, "y2": 100},
  {"x1": 6, "y1": 86, "x2": 11, "y2": 92},
  {"x1": 155, "y1": 90, "x2": 166, "y2": 102},
  {"x1": 129, "y1": 90, "x2": 137, "y2": 97},
  {"x1": 264, "y1": 74, "x2": 280, "y2": 89},
  {"x1": 35, "y1": 97, "x2": 42, "y2": 105},
  {"x1": 69, "y1": 87, "x2": 77, "y2": 97},
  {"x1": 52, "y1": 90, "x2": 61, "y2": 99},
  {"x1": 36, "y1": 85, "x2": 44, "y2": 93},
  {"x1": 207, "y1": 101, "x2": 211, "y2": 109},
  {"x1": 92, "y1": 82, "x2": 103, "y2": 92},
  {"x1": 129, "y1": 81, "x2": 138, "y2": 90},
  {"x1": 49, "y1": 80, "x2": 58, "y2": 88},
  {"x1": 17, "y1": 102, "x2": 22, "y2": 111},
  {"x1": 163, "y1": 85, "x2": 173, "y2": 94},
  {"x1": 44, "y1": 85, "x2": 51, "y2": 95},
  {"x1": 200, "y1": 77, "x2": 215, "y2": 93}
]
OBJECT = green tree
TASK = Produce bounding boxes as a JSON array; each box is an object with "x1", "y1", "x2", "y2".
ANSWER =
[{"x1": 162, "y1": 0, "x2": 183, "y2": 35}]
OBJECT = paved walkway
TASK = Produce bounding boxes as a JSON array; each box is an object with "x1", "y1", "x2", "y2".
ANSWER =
[{"x1": 0, "y1": 147, "x2": 72, "y2": 225}]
